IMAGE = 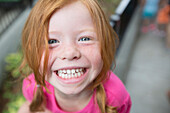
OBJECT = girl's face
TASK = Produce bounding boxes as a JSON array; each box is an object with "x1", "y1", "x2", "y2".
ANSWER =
[{"x1": 45, "y1": 1, "x2": 103, "y2": 95}]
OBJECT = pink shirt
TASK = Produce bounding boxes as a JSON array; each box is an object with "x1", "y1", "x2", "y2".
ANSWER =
[{"x1": 23, "y1": 71, "x2": 131, "y2": 113}]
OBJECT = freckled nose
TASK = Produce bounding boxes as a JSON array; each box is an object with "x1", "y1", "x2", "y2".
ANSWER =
[{"x1": 59, "y1": 46, "x2": 81, "y2": 60}]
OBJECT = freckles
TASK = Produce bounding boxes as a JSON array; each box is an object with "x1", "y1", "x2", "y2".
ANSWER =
[
  {"x1": 48, "y1": 50, "x2": 60, "y2": 70},
  {"x1": 83, "y1": 46, "x2": 103, "y2": 67},
  {"x1": 91, "y1": 48, "x2": 103, "y2": 68},
  {"x1": 93, "y1": 53, "x2": 103, "y2": 68}
]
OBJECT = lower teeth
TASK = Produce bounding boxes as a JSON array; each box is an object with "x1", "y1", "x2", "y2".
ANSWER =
[
  {"x1": 56, "y1": 68, "x2": 86, "y2": 79},
  {"x1": 57, "y1": 72, "x2": 84, "y2": 79}
]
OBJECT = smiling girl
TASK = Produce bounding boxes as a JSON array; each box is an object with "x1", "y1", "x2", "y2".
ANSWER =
[{"x1": 18, "y1": 0, "x2": 131, "y2": 113}]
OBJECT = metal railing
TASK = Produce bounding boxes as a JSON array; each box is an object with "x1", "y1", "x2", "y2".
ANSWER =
[
  {"x1": 0, "y1": 7, "x2": 23, "y2": 36},
  {"x1": 110, "y1": 0, "x2": 138, "y2": 46},
  {"x1": 0, "y1": 0, "x2": 33, "y2": 37}
]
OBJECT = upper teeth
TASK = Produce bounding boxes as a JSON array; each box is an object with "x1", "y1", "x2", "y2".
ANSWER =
[{"x1": 57, "y1": 68, "x2": 84, "y2": 79}]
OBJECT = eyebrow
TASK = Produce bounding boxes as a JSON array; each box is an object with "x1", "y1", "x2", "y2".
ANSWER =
[
  {"x1": 48, "y1": 31, "x2": 61, "y2": 34},
  {"x1": 78, "y1": 28, "x2": 95, "y2": 33},
  {"x1": 49, "y1": 28, "x2": 95, "y2": 34}
]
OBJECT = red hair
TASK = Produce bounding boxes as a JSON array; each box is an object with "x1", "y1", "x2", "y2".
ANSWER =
[{"x1": 21, "y1": 0, "x2": 118, "y2": 112}]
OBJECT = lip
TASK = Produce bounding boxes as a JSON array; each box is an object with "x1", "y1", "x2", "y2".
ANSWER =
[{"x1": 54, "y1": 67, "x2": 88, "y2": 84}]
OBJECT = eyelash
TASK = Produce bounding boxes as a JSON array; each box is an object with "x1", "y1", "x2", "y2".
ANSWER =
[
  {"x1": 48, "y1": 39, "x2": 59, "y2": 44},
  {"x1": 48, "y1": 36, "x2": 92, "y2": 46},
  {"x1": 79, "y1": 37, "x2": 91, "y2": 41}
]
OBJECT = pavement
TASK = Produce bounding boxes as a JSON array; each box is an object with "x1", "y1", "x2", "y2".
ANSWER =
[
  {"x1": 112, "y1": 6, "x2": 170, "y2": 113},
  {"x1": 126, "y1": 27, "x2": 170, "y2": 113}
]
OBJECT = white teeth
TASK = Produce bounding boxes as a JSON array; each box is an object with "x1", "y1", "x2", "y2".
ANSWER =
[
  {"x1": 68, "y1": 74, "x2": 71, "y2": 79},
  {"x1": 75, "y1": 73, "x2": 77, "y2": 78},
  {"x1": 65, "y1": 74, "x2": 68, "y2": 79},
  {"x1": 71, "y1": 74, "x2": 74, "y2": 78},
  {"x1": 63, "y1": 70, "x2": 66, "y2": 73},
  {"x1": 67, "y1": 70, "x2": 71, "y2": 74},
  {"x1": 78, "y1": 72, "x2": 81, "y2": 77},
  {"x1": 76, "y1": 69, "x2": 79, "y2": 72},
  {"x1": 58, "y1": 70, "x2": 62, "y2": 74},
  {"x1": 59, "y1": 73, "x2": 62, "y2": 77},
  {"x1": 57, "y1": 68, "x2": 85, "y2": 79},
  {"x1": 72, "y1": 69, "x2": 75, "y2": 73},
  {"x1": 62, "y1": 74, "x2": 65, "y2": 78}
]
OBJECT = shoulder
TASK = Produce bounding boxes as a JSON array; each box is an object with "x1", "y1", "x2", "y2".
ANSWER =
[
  {"x1": 22, "y1": 74, "x2": 55, "y2": 109},
  {"x1": 23, "y1": 73, "x2": 36, "y2": 86},
  {"x1": 22, "y1": 73, "x2": 36, "y2": 102},
  {"x1": 103, "y1": 71, "x2": 128, "y2": 98},
  {"x1": 103, "y1": 71, "x2": 132, "y2": 112}
]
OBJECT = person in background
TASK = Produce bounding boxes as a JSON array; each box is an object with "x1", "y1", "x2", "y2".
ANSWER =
[
  {"x1": 140, "y1": 0, "x2": 160, "y2": 33},
  {"x1": 156, "y1": 0, "x2": 170, "y2": 46}
]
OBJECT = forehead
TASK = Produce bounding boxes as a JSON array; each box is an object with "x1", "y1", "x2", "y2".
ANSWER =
[{"x1": 48, "y1": 1, "x2": 95, "y2": 33}]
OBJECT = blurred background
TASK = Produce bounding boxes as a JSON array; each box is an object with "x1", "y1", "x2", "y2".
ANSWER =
[{"x1": 0, "y1": 0, "x2": 169, "y2": 113}]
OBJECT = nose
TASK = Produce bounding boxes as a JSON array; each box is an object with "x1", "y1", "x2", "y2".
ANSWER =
[{"x1": 58, "y1": 45, "x2": 81, "y2": 60}]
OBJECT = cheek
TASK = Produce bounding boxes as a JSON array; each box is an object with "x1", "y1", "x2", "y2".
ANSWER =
[
  {"x1": 82, "y1": 45, "x2": 103, "y2": 69},
  {"x1": 92, "y1": 53, "x2": 103, "y2": 75},
  {"x1": 91, "y1": 51, "x2": 103, "y2": 69},
  {"x1": 85, "y1": 47, "x2": 103, "y2": 82}
]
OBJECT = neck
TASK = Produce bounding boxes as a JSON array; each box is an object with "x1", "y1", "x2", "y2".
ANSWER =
[{"x1": 54, "y1": 89, "x2": 93, "y2": 112}]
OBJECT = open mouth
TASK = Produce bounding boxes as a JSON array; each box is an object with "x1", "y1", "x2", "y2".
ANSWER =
[{"x1": 55, "y1": 68, "x2": 86, "y2": 79}]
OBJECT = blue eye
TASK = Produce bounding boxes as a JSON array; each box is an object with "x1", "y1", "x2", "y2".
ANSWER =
[
  {"x1": 48, "y1": 39, "x2": 59, "y2": 44},
  {"x1": 79, "y1": 37, "x2": 91, "y2": 41}
]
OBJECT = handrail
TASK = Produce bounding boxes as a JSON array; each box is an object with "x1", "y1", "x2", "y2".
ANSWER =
[
  {"x1": 115, "y1": 0, "x2": 131, "y2": 15},
  {"x1": 0, "y1": 7, "x2": 23, "y2": 37},
  {"x1": 110, "y1": 0, "x2": 138, "y2": 47},
  {"x1": 0, "y1": 0, "x2": 33, "y2": 37}
]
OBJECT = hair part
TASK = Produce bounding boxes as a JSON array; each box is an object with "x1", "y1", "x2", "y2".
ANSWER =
[{"x1": 21, "y1": 0, "x2": 118, "y2": 112}]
